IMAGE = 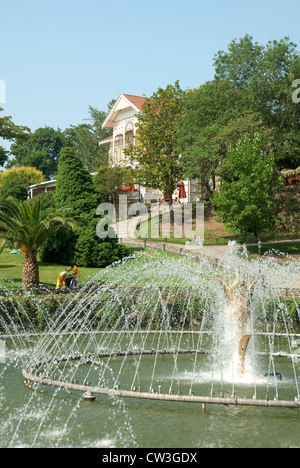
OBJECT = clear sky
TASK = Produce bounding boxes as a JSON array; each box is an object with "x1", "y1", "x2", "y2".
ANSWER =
[{"x1": 0, "y1": 0, "x2": 299, "y2": 148}]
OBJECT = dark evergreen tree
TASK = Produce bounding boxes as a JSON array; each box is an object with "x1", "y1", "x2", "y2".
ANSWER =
[
  {"x1": 55, "y1": 146, "x2": 100, "y2": 216},
  {"x1": 40, "y1": 147, "x2": 128, "y2": 267}
]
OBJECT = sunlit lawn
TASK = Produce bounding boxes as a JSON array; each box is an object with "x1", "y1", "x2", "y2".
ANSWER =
[
  {"x1": 0, "y1": 247, "x2": 186, "y2": 290},
  {"x1": 0, "y1": 250, "x2": 103, "y2": 289},
  {"x1": 246, "y1": 242, "x2": 300, "y2": 259}
]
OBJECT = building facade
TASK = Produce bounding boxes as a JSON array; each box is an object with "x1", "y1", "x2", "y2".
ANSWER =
[
  {"x1": 28, "y1": 93, "x2": 204, "y2": 202},
  {"x1": 99, "y1": 93, "x2": 194, "y2": 203}
]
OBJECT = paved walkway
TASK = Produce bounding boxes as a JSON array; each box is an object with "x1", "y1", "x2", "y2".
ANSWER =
[{"x1": 113, "y1": 213, "x2": 300, "y2": 291}]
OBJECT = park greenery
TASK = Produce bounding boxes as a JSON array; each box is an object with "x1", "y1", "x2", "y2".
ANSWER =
[
  {"x1": 212, "y1": 133, "x2": 282, "y2": 241},
  {"x1": 0, "y1": 34, "x2": 299, "y2": 289},
  {"x1": 0, "y1": 197, "x2": 77, "y2": 290},
  {"x1": 125, "y1": 80, "x2": 184, "y2": 225}
]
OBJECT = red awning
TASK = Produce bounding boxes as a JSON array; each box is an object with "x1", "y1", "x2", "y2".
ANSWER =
[{"x1": 120, "y1": 186, "x2": 137, "y2": 192}]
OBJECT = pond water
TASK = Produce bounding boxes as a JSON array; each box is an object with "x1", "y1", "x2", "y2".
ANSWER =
[
  {"x1": 1, "y1": 246, "x2": 300, "y2": 448},
  {"x1": 1, "y1": 340, "x2": 299, "y2": 448}
]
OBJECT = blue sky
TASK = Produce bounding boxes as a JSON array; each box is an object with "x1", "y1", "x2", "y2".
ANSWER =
[{"x1": 0, "y1": 0, "x2": 299, "y2": 150}]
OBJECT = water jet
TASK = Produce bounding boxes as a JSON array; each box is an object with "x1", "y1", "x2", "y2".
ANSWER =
[{"x1": 1, "y1": 242, "x2": 300, "y2": 447}]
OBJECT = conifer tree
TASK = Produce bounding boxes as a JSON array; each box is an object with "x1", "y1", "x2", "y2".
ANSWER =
[
  {"x1": 40, "y1": 147, "x2": 128, "y2": 267},
  {"x1": 55, "y1": 146, "x2": 100, "y2": 216}
]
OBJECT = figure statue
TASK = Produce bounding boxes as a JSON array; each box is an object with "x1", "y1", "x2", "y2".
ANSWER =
[{"x1": 219, "y1": 279, "x2": 255, "y2": 375}]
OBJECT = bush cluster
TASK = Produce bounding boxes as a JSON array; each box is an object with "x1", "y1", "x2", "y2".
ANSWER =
[{"x1": 39, "y1": 147, "x2": 129, "y2": 267}]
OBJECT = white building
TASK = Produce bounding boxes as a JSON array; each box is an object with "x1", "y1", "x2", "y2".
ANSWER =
[
  {"x1": 27, "y1": 173, "x2": 97, "y2": 199},
  {"x1": 99, "y1": 93, "x2": 193, "y2": 203},
  {"x1": 28, "y1": 93, "x2": 203, "y2": 202},
  {"x1": 27, "y1": 179, "x2": 57, "y2": 198}
]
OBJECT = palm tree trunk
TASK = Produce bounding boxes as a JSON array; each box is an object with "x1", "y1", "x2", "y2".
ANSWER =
[{"x1": 22, "y1": 257, "x2": 40, "y2": 290}]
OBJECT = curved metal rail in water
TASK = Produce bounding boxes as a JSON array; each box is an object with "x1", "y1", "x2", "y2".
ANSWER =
[{"x1": 22, "y1": 348, "x2": 300, "y2": 410}]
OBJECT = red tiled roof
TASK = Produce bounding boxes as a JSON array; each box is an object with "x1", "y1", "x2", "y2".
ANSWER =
[
  {"x1": 98, "y1": 135, "x2": 113, "y2": 145},
  {"x1": 123, "y1": 94, "x2": 147, "y2": 111}
]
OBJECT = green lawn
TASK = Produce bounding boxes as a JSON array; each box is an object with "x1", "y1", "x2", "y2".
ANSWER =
[
  {"x1": 246, "y1": 241, "x2": 300, "y2": 258},
  {"x1": 0, "y1": 247, "x2": 188, "y2": 290},
  {"x1": 0, "y1": 250, "x2": 104, "y2": 289}
]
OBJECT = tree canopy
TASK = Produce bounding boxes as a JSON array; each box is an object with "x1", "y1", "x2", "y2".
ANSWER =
[
  {"x1": 126, "y1": 81, "x2": 184, "y2": 207},
  {"x1": 212, "y1": 133, "x2": 281, "y2": 240},
  {"x1": 177, "y1": 34, "x2": 300, "y2": 190},
  {"x1": 63, "y1": 105, "x2": 113, "y2": 172},
  {"x1": 0, "y1": 107, "x2": 30, "y2": 167},
  {"x1": 8, "y1": 126, "x2": 65, "y2": 179},
  {"x1": 0, "y1": 166, "x2": 45, "y2": 201},
  {"x1": 214, "y1": 35, "x2": 300, "y2": 168}
]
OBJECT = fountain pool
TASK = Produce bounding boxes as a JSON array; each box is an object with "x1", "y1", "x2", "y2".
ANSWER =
[{"x1": 1, "y1": 243, "x2": 300, "y2": 448}]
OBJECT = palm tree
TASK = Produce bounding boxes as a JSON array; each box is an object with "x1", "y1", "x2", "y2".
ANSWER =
[{"x1": 0, "y1": 197, "x2": 77, "y2": 290}]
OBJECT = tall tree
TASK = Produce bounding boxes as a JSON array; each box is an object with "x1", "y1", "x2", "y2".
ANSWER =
[
  {"x1": 0, "y1": 107, "x2": 30, "y2": 167},
  {"x1": 63, "y1": 105, "x2": 113, "y2": 172},
  {"x1": 42, "y1": 146, "x2": 127, "y2": 268},
  {"x1": 126, "y1": 81, "x2": 184, "y2": 222},
  {"x1": 212, "y1": 133, "x2": 281, "y2": 241},
  {"x1": 8, "y1": 126, "x2": 65, "y2": 179},
  {"x1": 40, "y1": 146, "x2": 100, "y2": 264},
  {"x1": 55, "y1": 147, "x2": 101, "y2": 216},
  {"x1": 214, "y1": 35, "x2": 300, "y2": 168},
  {"x1": 176, "y1": 80, "x2": 260, "y2": 198},
  {"x1": 0, "y1": 197, "x2": 76, "y2": 290}
]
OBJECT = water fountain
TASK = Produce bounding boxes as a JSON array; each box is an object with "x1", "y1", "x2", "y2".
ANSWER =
[{"x1": 1, "y1": 241, "x2": 300, "y2": 447}]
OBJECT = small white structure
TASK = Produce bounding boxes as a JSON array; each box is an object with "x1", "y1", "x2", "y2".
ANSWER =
[
  {"x1": 27, "y1": 173, "x2": 97, "y2": 199},
  {"x1": 28, "y1": 179, "x2": 57, "y2": 198}
]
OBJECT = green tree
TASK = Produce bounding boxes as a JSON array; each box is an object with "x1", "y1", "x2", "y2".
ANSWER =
[
  {"x1": 55, "y1": 146, "x2": 101, "y2": 216},
  {"x1": 40, "y1": 146, "x2": 101, "y2": 265},
  {"x1": 178, "y1": 35, "x2": 300, "y2": 197},
  {"x1": 63, "y1": 105, "x2": 113, "y2": 172},
  {"x1": 126, "y1": 81, "x2": 184, "y2": 222},
  {"x1": 0, "y1": 107, "x2": 30, "y2": 167},
  {"x1": 42, "y1": 146, "x2": 128, "y2": 267},
  {"x1": 0, "y1": 197, "x2": 76, "y2": 290},
  {"x1": 74, "y1": 218, "x2": 128, "y2": 268},
  {"x1": 0, "y1": 166, "x2": 45, "y2": 201},
  {"x1": 93, "y1": 165, "x2": 135, "y2": 204},
  {"x1": 214, "y1": 35, "x2": 300, "y2": 168},
  {"x1": 212, "y1": 133, "x2": 281, "y2": 241},
  {"x1": 176, "y1": 80, "x2": 261, "y2": 198},
  {"x1": 8, "y1": 126, "x2": 66, "y2": 179}
]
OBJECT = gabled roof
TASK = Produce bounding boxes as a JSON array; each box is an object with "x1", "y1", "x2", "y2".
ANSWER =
[
  {"x1": 102, "y1": 93, "x2": 147, "y2": 129},
  {"x1": 123, "y1": 94, "x2": 146, "y2": 111}
]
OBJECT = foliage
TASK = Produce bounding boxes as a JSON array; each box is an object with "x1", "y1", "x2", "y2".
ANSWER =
[
  {"x1": 55, "y1": 146, "x2": 101, "y2": 216},
  {"x1": 212, "y1": 133, "x2": 282, "y2": 239},
  {"x1": 0, "y1": 166, "x2": 45, "y2": 201},
  {"x1": 8, "y1": 126, "x2": 66, "y2": 179},
  {"x1": 125, "y1": 81, "x2": 184, "y2": 204},
  {"x1": 0, "y1": 197, "x2": 75, "y2": 258},
  {"x1": 0, "y1": 107, "x2": 30, "y2": 167},
  {"x1": 74, "y1": 218, "x2": 129, "y2": 268},
  {"x1": 213, "y1": 34, "x2": 300, "y2": 169},
  {"x1": 44, "y1": 146, "x2": 128, "y2": 268},
  {"x1": 39, "y1": 229, "x2": 78, "y2": 265},
  {"x1": 93, "y1": 165, "x2": 135, "y2": 204},
  {"x1": 177, "y1": 80, "x2": 261, "y2": 197},
  {"x1": 0, "y1": 197, "x2": 77, "y2": 289},
  {"x1": 63, "y1": 105, "x2": 113, "y2": 172},
  {"x1": 177, "y1": 35, "x2": 300, "y2": 191}
]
